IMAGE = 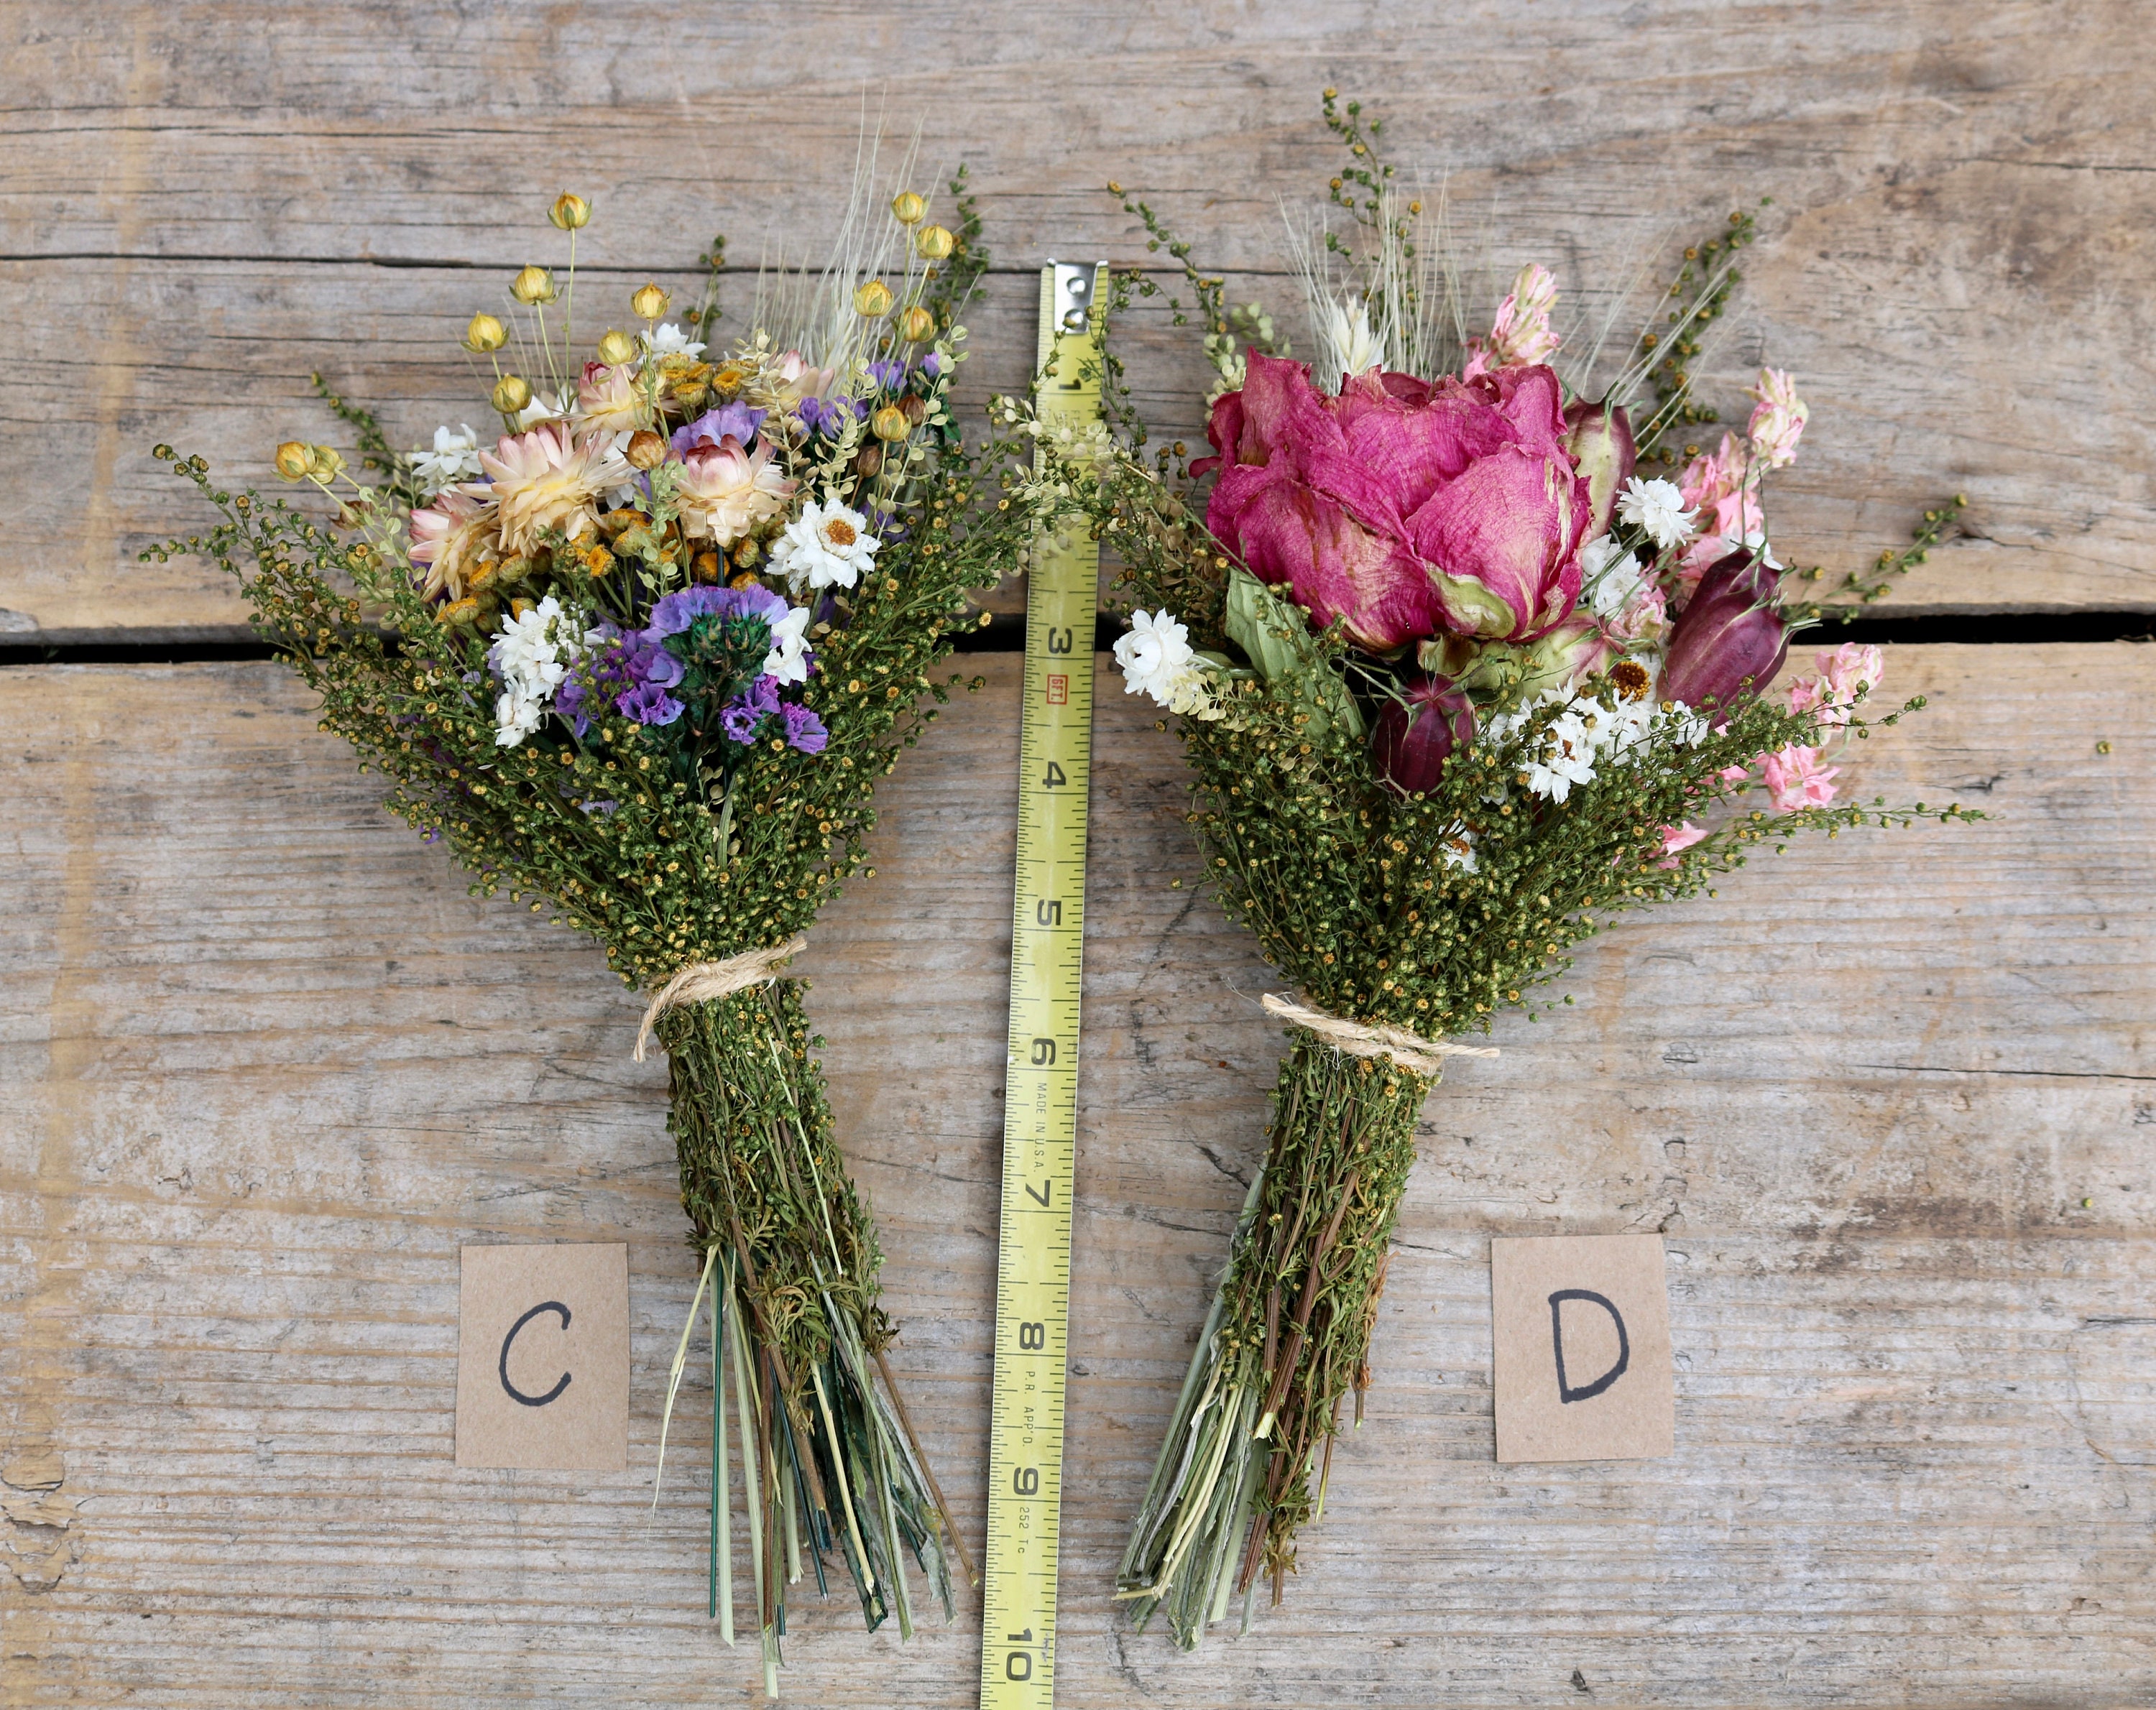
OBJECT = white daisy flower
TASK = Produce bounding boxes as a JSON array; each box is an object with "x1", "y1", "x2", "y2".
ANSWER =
[
  {"x1": 411, "y1": 424, "x2": 482, "y2": 496},
  {"x1": 1581, "y1": 535, "x2": 1645, "y2": 621},
  {"x1": 770, "y1": 496, "x2": 882, "y2": 593},
  {"x1": 1115, "y1": 609, "x2": 1201, "y2": 706},
  {"x1": 761, "y1": 602, "x2": 814, "y2": 686},
  {"x1": 487, "y1": 596, "x2": 584, "y2": 746},
  {"x1": 1720, "y1": 527, "x2": 1782, "y2": 571},
  {"x1": 644, "y1": 323, "x2": 706, "y2": 359},
  {"x1": 1617, "y1": 476, "x2": 1697, "y2": 549},
  {"x1": 493, "y1": 690, "x2": 544, "y2": 749},
  {"x1": 511, "y1": 388, "x2": 572, "y2": 432}
]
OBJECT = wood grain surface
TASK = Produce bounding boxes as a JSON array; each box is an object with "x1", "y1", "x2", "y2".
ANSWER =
[
  {"x1": 5, "y1": 647, "x2": 2152, "y2": 1706},
  {"x1": 4, "y1": 1, "x2": 2154, "y2": 637}
]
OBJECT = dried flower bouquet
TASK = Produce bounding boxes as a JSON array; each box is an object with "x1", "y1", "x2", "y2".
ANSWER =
[
  {"x1": 1044, "y1": 93, "x2": 1976, "y2": 1646},
  {"x1": 149, "y1": 164, "x2": 1031, "y2": 1692}
]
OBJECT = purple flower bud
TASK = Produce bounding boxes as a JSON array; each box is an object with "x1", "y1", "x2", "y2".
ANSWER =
[
  {"x1": 1659, "y1": 549, "x2": 1788, "y2": 710},
  {"x1": 1370, "y1": 673, "x2": 1475, "y2": 793},
  {"x1": 781, "y1": 702, "x2": 828, "y2": 754}
]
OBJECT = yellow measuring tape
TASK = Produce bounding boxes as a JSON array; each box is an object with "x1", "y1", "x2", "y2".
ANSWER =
[{"x1": 978, "y1": 261, "x2": 1104, "y2": 1710}]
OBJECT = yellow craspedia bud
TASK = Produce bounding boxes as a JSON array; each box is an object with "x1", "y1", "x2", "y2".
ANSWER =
[
  {"x1": 511, "y1": 265, "x2": 558, "y2": 305},
  {"x1": 631, "y1": 282, "x2": 670, "y2": 321},
  {"x1": 898, "y1": 305, "x2": 936, "y2": 343},
  {"x1": 890, "y1": 190, "x2": 926, "y2": 226},
  {"x1": 914, "y1": 224, "x2": 954, "y2": 262},
  {"x1": 853, "y1": 279, "x2": 894, "y2": 318},
  {"x1": 596, "y1": 328, "x2": 638, "y2": 366},
  {"x1": 274, "y1": 440, "x2": 312, "y2": 481},
  {"x1": 492, "y1": 374, "x2": 533, "y2": 414},
  {"x1": 464, "y1": 312, "x2": 507, "y2": 353},
  {"x1": 548, "y1": 192, "x2": 591, "y2": 231},
  {"x1": 870, "y1": 402, "x2": 911, "y2": 443},
  {"x1": 307, "y1": 444, "x2": 345, "y2": 478}
]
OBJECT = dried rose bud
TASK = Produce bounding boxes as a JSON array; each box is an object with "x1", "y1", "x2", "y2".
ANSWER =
[
  {"x1": 899, "y1": 305, "x2": 936, "y2": 343},
  {"x1": 1370, "y1": 673, "x2": 1475, "y2": 795},
  {"x1": 491, "y1": 374, "x2": 533, "y2": 414},
  {"x1": 631, "y1": 282, "x2": 669, "y2": 321},
  {"x1": 274, "y1": 440, "x2": 311, "y2": 481},
  {"x1": 1563, "y1": 397, "x2": 1637, "y2": 540},
  {"x1": 853, "y1": 279, "x2": 894, "y2": 318},
  {"x1": 625, "y1": 429, "x2": 667, "y2": 470},
  {"x1": 915, "y1": 224, "x2": 954, "y2": 262},
  {"x1": 548, "y1": 192, "x2": 591, "y2": 231},
  {"x1": 596, "y1": 328, "x2": 637, "y2": 366},
  {"x1": 510, "y1": 266, "x2": 557, "y2": 306},
  {"x1": 870, "y1": 402, "x2": 911, "y2": 442},
  {"x1": 890, "y1": 190, "x2": 926, "y2": 226},
  {"x1": 1660, "y1": 549, "x2": 1788, "y2": 710},
  {"x1": 899, "y1": 394, "x2": 927, "y2": 427},
  {"x1": 464, "y1": 313, "x2": 507, "y2": 353},
  {"x1": 854, "y1": 443, "x2": 884, "y2": 478}
]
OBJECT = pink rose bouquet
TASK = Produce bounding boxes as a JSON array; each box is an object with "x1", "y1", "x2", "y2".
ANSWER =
[{"x1": 1055, "y1": 92, "x2": 1976, "y2": 1647}]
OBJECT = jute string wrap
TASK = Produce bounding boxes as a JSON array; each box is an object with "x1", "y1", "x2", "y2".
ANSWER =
[
  {"x1": 1261, "y1": 992, "x2": 1501, "y2": 1079},
  {"x1": 633, "y1": 934, "x2": 809, "y2": 1063}
]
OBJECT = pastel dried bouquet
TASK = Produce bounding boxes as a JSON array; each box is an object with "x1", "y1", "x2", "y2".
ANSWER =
[{"x1": 150, "y1": 166, "x2": 1032, "y2": 1692}]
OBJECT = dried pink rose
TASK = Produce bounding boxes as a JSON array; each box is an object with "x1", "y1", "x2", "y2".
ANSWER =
[{"x1": 1197, "y1": 351, "x2": 1588, "y2": 650}]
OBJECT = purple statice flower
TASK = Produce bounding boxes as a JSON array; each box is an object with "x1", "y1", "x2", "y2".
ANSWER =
[
  {"x1": 647, "y1": 582, "x2": 788, "y2": 640},
  {"x1": 555, "y1": 674, "x2": 594, "y2": 737},
  {"x1": 719, "y1": 674, "x2": 782, "y2": 745},
  {"x1": 617, "y1": 680, "x2": 686, "y2": 726},
  {"x1": 617, "y1": 629, "x2": 684, "y2": 688},
  {"x1": 920, "y1": 351, "x2": 942, "y2": 379},
  {"x1": 671, "y1": 402, "x2": 767, "y2": 456},
  {"x1": 780, "y1": 702, "x2": 829, "y2": 754},
  {"x1": 865, "y1": 359, "x2": 906, "y2": 392}
]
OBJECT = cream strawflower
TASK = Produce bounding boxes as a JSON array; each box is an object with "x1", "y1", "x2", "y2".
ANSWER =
[
  {"x1": 474, "y1": 422, "x2": 630, "y2": 555},
  {"x1": 575, "y1": 361, "x2": 650, "y2": 433},
  {"x1": 770, "y1": 496, "x2": 880, "y2": 591},
  {"x1": 770, "y1": 349, "x2": 838, "y2": 405},
  {"x1": 677, "y1": 439, "x2": 795, "y2": 547}
]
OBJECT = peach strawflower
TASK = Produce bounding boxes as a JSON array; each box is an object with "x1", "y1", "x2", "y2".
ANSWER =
[
  {"x1": 474, "y1": 422, "x2": 630, "y2": 555},
  {"x1": 409, "y1": 490, "x2": 502, "y2": 603}
]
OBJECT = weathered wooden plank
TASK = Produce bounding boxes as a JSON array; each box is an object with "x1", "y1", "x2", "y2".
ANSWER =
[
  {"x1": 3, "y1": 644, "x2": 2151, "y2": 1704},
  {"x1": 3, "y1": 1, "x2": 2152, "y2": 635}
]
